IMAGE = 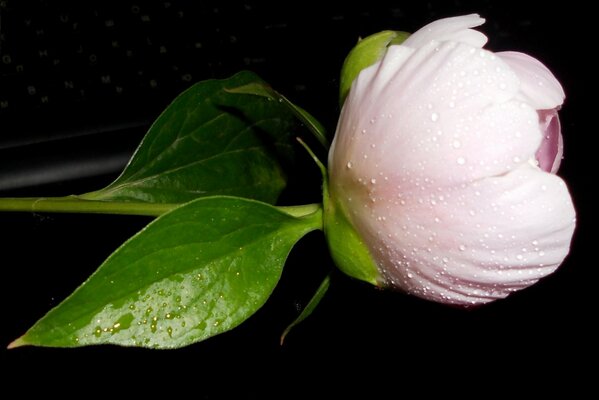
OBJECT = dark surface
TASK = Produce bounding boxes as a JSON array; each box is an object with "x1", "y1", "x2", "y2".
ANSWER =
[{"x1": 0, "y1": 0, "x2": 593, "y2": 394}]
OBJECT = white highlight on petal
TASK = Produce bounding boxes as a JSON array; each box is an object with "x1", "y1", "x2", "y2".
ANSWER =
[{"x1": 403, "y1": 14, "x2": 487, "y2": 49}]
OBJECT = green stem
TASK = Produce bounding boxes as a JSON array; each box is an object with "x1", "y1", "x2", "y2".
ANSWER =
[
  {"x1": 277, "y1": 203, "x2": 321, "y2": 218},
  {"x1": 0, "y1": 196, "x2": 176, "y2": 217},
  {"x1": 0, "y1": 196, "x2": 323, "y2": 221}
]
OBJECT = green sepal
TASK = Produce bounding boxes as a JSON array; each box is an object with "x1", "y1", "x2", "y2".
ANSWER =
[{"x1": 339, "y1": 30, "x2": 410, "y2": 105}]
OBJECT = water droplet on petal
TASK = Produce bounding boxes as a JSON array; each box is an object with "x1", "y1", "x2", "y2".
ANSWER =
[
  {"x1": 457, "y1": 157, "x2": 466, "y2": 165},
  {"x1": 452, "y1": 140, "x2": 461, "y2": 149},
  {"x1": 346, "y1": 161, "x2": 353, "y2": 169},
  {"x1": 430, "y1": 112, "x2": 439, "y2": 122}
]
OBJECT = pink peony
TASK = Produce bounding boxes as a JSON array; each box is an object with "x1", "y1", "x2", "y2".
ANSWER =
[{"x1": 328, "y1": 14, "x2": 576, "y2": 305}]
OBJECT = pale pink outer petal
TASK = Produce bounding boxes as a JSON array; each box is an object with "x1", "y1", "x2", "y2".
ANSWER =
[
  {"x1": 498, "y1": 51, "x2": 565, "y2": 110},
  {"x1": 403, "y1": 14, "x2": 488, "y2": 49},
  {"x1": 330, "y1": 41, "x2": 542, "y2": 196},
  {"x1": 347, "y1": 164, "x2": 575, "y2": 305}
]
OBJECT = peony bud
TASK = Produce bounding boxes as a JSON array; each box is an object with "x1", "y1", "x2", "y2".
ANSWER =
[{"x1": 326, "y1": 14, "x2": 576, "y2": 306}]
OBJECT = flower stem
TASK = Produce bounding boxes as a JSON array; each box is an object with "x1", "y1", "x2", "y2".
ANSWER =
[
  {"x1": 0, "y1": 196, "x2": 323, "y2": 221},
  {"x1": 0, "y1": 196, "x2": 176, "y2": 217},
  {"x1": 277, "y1": 203, "x2": 321, "y2": 218}
]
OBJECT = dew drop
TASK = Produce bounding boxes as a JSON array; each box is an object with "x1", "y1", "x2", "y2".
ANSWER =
[
  {"x1": 458, "y1": 244, "x2": 466, "y2": 252},
  {"x1": 346, "y1": 161, "x2": 353, "y2": 169},
  {"x1": 456, "y1": 157, "x2": 466, "y2": 165},
  {"x1": 452, "y1": 139, "x2": 461, "y2": 149},
  {"x1": 430, "y1": 112, "x2": 439, "y2": 122},
  {"x1": 361, "y1": 129, "x2": 367, "y2": 134},
  {"x1": 371, "y1": 178, "x2": 377, "y2": 184}
]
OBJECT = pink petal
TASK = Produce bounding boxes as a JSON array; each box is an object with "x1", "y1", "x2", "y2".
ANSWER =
[
  {"x1": 536, "y1": 109, "x2": 563, "y2": 173},
  {"x1": 498, "y1": 51, "x2": 565, "y2": 110},
  {"x1": 330, "y1": 41, "x2": 542, "y2": 195},
  {"x1": 403, "y1": 14, "x2": 487, "y2": 49},
  {"x1": 344, "y1": 164, "x2": 575, "y2": 305}
]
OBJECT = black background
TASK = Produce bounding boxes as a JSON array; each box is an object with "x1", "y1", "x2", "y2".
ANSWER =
[{"x1": 1, "y1": 0, "x2": 594, "y2": 395}]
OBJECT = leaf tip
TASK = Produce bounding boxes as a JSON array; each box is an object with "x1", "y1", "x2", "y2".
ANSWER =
[
  {"x1": 7, "y1": 336, "x2": 28, "y2": 350},
  {"x1": 279, "y1": 327, "x2": 292, "y2": 346}
]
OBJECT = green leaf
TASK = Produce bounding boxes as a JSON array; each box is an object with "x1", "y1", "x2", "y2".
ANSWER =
[
  {"x1": 82, "y1": 71, "x2": 298, "y2": 205},
  {"x1": 11, "y1": 197, "x2": 322, "y2": 349},
  {"x1": 226, "y1": 82, "x2": 329, "y2": 150},
  {"x1": 280, "y1": 274, "x2": 330, "y2": 345}
]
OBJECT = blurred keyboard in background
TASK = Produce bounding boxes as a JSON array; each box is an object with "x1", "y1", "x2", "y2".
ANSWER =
[{"x1": 0, "y1": 1, "x2": 275, "y2": 192}]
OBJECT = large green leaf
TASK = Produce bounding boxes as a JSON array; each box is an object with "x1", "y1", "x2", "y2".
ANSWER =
[
  {"x1": 82, "y1": 71, "x2": 297, "y2": 205},
  {"x1": 10, "y1": 197, "x2": 322, "y2": 349}
]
